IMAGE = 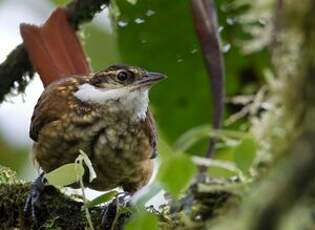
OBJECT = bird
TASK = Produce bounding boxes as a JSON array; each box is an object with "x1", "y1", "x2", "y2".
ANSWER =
[{"x1": 20, "y1": 7, "x2": 165, "y2": 220}]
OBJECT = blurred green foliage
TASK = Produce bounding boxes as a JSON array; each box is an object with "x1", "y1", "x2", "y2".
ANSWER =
[
  {"x1": 82, "y1": 24, "x2": 121, "y2": 71},
  {"x1": 233, "y1": 137, "x2": 257, "y2": 173},
  {"x1": 158, "y1": 153, "x2": 197, "y2": 198},
  {"x1": 0, "y1": 137, "x2": 29, "y2": 178},
  {"x1": 50, "y1": 0, "x2": 70, "y2": 6},
  {"x1": 125, "y1": 210, "x2": 158, "y2": 230},
  {"x1": 112, "y1": 0, "x2": 269, "y2": 155}
]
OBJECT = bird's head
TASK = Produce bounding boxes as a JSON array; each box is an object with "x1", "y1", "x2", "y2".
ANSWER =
[
  {"x1": 74, "y1": 64, "x2": 166, "y2": 120},
  {"x1": 89, "y1": 64, "x2": 166, "y2": 91}
]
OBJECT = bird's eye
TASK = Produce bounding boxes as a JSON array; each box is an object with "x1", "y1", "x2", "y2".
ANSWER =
[{"x1": 117, "y1": 70, "x2": 130, "y2": 82}]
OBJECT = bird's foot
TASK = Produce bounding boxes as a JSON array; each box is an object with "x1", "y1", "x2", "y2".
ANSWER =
[
  {"x1": 102, "y1": 192, "x2": 132, "y2": 230},
  {"x1": 24, "y1": 173, "x2": 47, "y2": 227}
]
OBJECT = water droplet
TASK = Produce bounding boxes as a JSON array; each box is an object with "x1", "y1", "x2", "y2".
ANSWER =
[
  {"x1": 222, "y1": 43, "x2": 231, "y2": 53},
  {"x1": 258, "y1": 18, "x2": 266, "y2": 26},
  {"x1": 117, "y1": 20, "x2": 128, "y2": 27},
  {"x1": 218, "y1": 26, "x2": 224, "y2": 33},
  {"x1": 23, "y1": 75, "x2": 30, "y2": 82},
  {"x1": 226, "y1": 17, "x2": 237, "y2": 25},
  {"x1": 13, "y1": 81, "x2": 19, "y2": 88},
  {"x1": 134, "y1": 18, "x2": 145, "y2": 24},
  {"x1": 220, "y1": 3, "x2": 232, "y2": 13},
  {"x1": 11, "y1": 87, "x2": 18, "y2": 95},
  {"x1": 146, "y1": 9, "x2": 155, "y2": 17},
  {"x1": 177, "y1": 58, "x2": 183, "y2": 63},
  {"x1": 191, "y1": 49, "x2": 198, "y2": 54}
]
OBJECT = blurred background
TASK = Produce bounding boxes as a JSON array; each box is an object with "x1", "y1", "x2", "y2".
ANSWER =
[{"x1": 0, "y1": 0, "x2": 268, "y2": 182}]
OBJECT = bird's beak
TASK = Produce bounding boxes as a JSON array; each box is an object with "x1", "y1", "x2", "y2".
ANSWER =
[{"x1": 135, "y1": 72, "x2": 167, "y2": 89}]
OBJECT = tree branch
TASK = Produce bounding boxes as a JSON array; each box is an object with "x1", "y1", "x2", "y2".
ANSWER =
[
  {"x1": 0, "y1": 0, "x2": 110, "y2": 103},
  {"x1": 0, "y1": 183, "x2": 104, "y2": 229},
  {"x1": 0, "y1": 165, "x2": 103, "y2": 229}
]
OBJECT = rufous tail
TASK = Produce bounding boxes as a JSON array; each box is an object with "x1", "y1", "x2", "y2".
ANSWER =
[{"x1": 20, "y1": 8, "x2": 91, "y2": 87}]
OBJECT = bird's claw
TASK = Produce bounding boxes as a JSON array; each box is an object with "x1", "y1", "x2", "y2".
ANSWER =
[
  {"x1": 102, "y1": 192, "x2": 132, "y2": 230},
  {"x1": 24, "y1": 173, "x2": 46, "y2": 226}
]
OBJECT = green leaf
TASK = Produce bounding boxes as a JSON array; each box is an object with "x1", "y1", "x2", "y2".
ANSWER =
[
  {"x1": 45, "y1": 163, "x2": 84, "y2": 187},
  {"x1": 82, "y1": 24, "x2": 120, "y2": 71},
  {"x1": 233, "y1": 137, "x2": 257, "y2": 173},
  {"x1": 192, "y1": 156, "x2": 240, "y2": 178},
  {"x1": 50, "y1": 0, "x2": 70, "y2": 6},
  {"x1": 110, "y1": 0, "x2": 121, "y2": 19},
  {"x1": 86, "y1": 191, "x2": 118, "y2": 208},
  {"x1": 125, "y1": 211, "x2": 158, "y2": 230},
  {"x1": 174, "y1": 125, "x2": 249, "y2": 152},
  {"x1": 158, "y1": 154, "x2": 197, "y2": 198},
  {"x1": 157, "y1": 136, "x2": 174, "y2": 160},
  {"x1": 113, "y1": 0, "x2": 269, "y2": 149},
  {"x1": 126, "y1": 0, "x2": 137, "y2": 4},
  {"x1": 174, "y1": 125, "x2": 211, "y2": 152},
  {"x1": 77, "y1": 150, "x2": 96, "y2": 182},
  {"x1": 208, "y1": 166, "x2": 238, "y2": 178}
]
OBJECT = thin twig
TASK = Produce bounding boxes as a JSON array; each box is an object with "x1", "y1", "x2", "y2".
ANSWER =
[
  {"x1": 76, "y1": 155, "x2": 95, "y2": 230},
  {"x1": 191, "y1": 0, "x2": 225, "y2": 167},
  {"x1": 79, "y1": 175, "x2": 95, "y2": 230}
]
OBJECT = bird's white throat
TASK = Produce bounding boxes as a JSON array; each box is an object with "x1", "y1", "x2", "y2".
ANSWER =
[{"x1": 74, "y1": 83, "x2": 149, "y2": 120}]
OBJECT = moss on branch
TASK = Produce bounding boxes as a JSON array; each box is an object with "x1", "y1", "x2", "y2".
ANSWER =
[{"x1": 0, "y1": 166, "x2": 102, "y2": 229}]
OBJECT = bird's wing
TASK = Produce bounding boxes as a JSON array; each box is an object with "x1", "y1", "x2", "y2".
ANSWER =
[
  {"x1": 29, "y1": 78, "x2": 80, "y2": 141},
  {"x1": 144, "y1": 109, "x2": 158, "y2": 159}
]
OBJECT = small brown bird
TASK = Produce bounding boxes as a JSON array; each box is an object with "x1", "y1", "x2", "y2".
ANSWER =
[{"x1": 20, "y1": 8, "x2": 165, "y2": 196}]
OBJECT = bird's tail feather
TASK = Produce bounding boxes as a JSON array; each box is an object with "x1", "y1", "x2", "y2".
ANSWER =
[{"x1": 20, "y1": 8, "x2": 91, "y2": 87}]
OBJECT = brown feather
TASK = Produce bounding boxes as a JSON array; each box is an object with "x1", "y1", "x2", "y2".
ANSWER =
[
  {"x1": 20, "y1": 8, "x2": 91, "y2": 87},
  {"x1": 30, "y1": 76, "x2": 88, "y2": 141},
  {"x1": 144, "y1": 110, "x2": 157, "y2": 158}
]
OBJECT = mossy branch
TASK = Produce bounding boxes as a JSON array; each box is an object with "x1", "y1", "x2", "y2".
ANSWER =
[
  {"x1": 0, "y1": 183, "x2": 104, "y2": 229},
  {"x1": 0, "y1": 0, "x2": 110, "y2": 103},
  {"x1": 0, "y1": 166, "x2": 103, "y2": 229}
]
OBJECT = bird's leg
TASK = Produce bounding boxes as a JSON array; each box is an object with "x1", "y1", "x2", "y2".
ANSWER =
[
  {"x1": 24, "y1": 172, "x2": 47, "y2": 226},
  {"x1": 102, "y1": 192, "x2": 132, "y2": 230}
]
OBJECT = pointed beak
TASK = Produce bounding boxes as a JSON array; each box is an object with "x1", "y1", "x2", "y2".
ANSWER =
[{"x1": 136, "y1": 72, "x2": 167, "y2": 88}]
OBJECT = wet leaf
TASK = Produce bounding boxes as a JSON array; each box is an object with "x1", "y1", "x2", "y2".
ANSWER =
[
  {"x1": 86, "y1": 191, "x2": 118, "y2": 208},
  {"x1": 158, "y1": 154, "x2": 197, "y2": 198},
  {"x1": 233, "y1": 137, "x2": 257, "y2": 173},
  {"x1": 45, "y1": 163, "x2": 84, "y2": 187},
  {"x1": 125, "y1": 211, "x2": 158, "y2": 230}
]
